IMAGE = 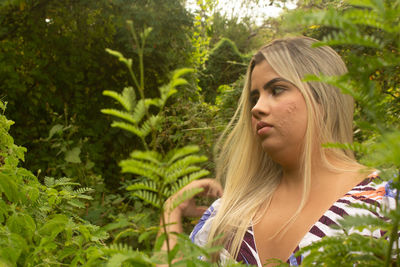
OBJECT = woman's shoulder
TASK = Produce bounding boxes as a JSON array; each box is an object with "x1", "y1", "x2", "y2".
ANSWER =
[
  {"x1": 341, "y1": 171, "x2": 397, "y2": 217},
  {"x1": 345, "y1": 171, "x2": 395, "y2": 202},
  {"x1": 189, "y1": 198, "x2": 221, "y2": 246}
]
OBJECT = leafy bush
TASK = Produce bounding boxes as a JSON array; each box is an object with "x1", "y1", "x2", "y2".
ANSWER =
[
  {"x1": 199, "y1": 38, "x2": 247, "y2": 103},
  {"x1": 0, "y1": 101, "x2": 108, "y2": 266}
]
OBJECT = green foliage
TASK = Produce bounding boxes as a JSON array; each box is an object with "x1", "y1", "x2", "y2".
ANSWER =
[
  {"x1": 102, "y1": 23, "x2": 219, "y2": 266},
  {"x1": 0, "y1": 101, "x2": 110, "y2": 266},
  {"x1": 122, "y1": 146, "x2": 209, "y2": 208},
  {"x1": 199, "y1": 38, "x2": 247, "y2": 103},
  {"x1": 0, "y1": 0, "x2": 193, "y2": 190},
  {"x1": 191, "y1": 0, "x2": 216, "y2": 69}
]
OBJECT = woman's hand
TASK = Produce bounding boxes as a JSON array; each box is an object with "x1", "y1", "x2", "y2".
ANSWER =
[
  {"x1": 158, "y1": 179, "x2": 222, "y2": 265},
  {"x1": 165, "y1": 178, "x2": 223, "y2": 218}
]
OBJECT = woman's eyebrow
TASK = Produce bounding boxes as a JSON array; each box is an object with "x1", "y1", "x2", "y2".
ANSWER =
[{"x1": 263, "y1": 78, "x2": 291, "y2": 90}]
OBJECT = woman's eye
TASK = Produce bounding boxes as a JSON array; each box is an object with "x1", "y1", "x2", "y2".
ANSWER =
[
  {"x1": 250, "y1": 95, "x2": 259, "y2": 107},
  {"x1": 271, "y1": 86, "x2": 286, "y2": 95}
]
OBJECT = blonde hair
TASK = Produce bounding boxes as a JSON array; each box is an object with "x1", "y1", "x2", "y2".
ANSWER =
[{"x1": 208, "y1": 36, "x2": 365, "y2": 261}]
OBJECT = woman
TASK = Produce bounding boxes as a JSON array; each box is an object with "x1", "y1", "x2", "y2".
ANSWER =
[{"x1": 163, "y1": 36, "x2": 393, "y2": 266}]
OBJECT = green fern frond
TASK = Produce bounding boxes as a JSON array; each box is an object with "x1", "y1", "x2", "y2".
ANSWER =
[
  {"x1": 111, "y1": 121, "x2": 143, "y2": 137},
  {"x1": 105, "y1": 243, "x2": 135, "y2": 253},
  {"x1": 158, "y1": 85, "x2": 176, "y2": 107},
  {"x1": 166, "y1": 155, "x2": 207, "y2": 176},
  {"x1": 170, "y1": 172, "x2": 210, "y2": 195},
  {"x1": 73, "y1": 187, "x2": 94, "y2": 195},
  {"x1": 129, "y1": 150, "x2": 163, "y2": 165},
  {"x1": 67, "y1": 199, "x2": 86, "y2": 209},
  {"x1": 338, "y1": 214, "x2": 392, "y2": 233},
  {"x1": 122, "y1": 86, "x2": 137, "y2": 111},
  {"x1": 171, "y1": 68, "x2": 194, "y2": 81},
  {"x1": 119, "y1": 160, "x2": 161, "y2": 181},
  {"x1": 51, "y1": 178, "x2": 80, "y2": 188},
  {"x1": 120, "y1": 158, "x2": 161, "y2": 175},
  {"x1": 126, "y1": 181, "x2": 158, "y2": 193},
  {"x1": 344, "y1": 9, "x2": 387, "y2": 31},
  {"x1": 101, "y1": 109, "x2": 137, "y2": 124},
  {"x1": 322, "y1": 31, "x2": 383, "y2": 49},
  {"x1": 322, "y1": 142, "x2": 367, "y2": 154},
  {"x1": 147, "y1": 115, "x2": 162, "y2": 130},
  {"x1": 131, "y1": 99, "x2": 146, "y2": 124},
  {"x1": 165, "y1": 166, "x2": 201, "y2": 185},
  {"x1": 138, "y1": 119, "x2": 152, "y2": 138},
  {"x1": 145, "y1": 98, "x2": 162, "y2": 108},
  {"x1": 133, "y1": 191, "x2": 161, "y2": 208},
  {"x1": 44, "y1": 176, "x2": 55, "y2": 187},
  {"x1": 165, "y1": 145, "x2": 200, "y2": 165},
  {"x1": 103, "y1": 87, "x2": 136, "y2": 112},
  {"x1": 168, "y1": 187, "x2": 203, "y2": 213},
  {"x1": 162, "y1": 187, "x2": 171, "y2": 197}
]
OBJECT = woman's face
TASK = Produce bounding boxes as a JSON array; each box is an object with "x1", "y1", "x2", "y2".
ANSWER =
[{"x1": 250, "y1": 60, "x2": 308, "y2": 162}]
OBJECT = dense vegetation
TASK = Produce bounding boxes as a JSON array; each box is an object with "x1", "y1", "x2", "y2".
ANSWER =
[{"x1": 0, "y1": 0, "x2": 399, "y2": 266}]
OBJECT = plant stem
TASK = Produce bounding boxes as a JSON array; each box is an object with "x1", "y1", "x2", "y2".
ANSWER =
[{"x1": 160, "y1": 203, "x2": 172, "y2": 267}]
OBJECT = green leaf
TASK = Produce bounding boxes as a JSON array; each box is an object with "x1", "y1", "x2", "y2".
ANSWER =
[
  {"x1": 129, "y1": 150, "x2": 162, "y2": 164},
  {"x1": 38, "y1": 214, "x2": 69, "y2": 239},
  {"x1": 133, "y1": 191, "x2": 161, "y2": 208},
  {"x1": 111, "y1": 121, "x2": 143, "y2": 138},
  {"x1": 126, "y1": 181, "x2": 158, "y2": 193},
  {"x1": 165, "y1": 145, "x2": 200, "y2": 165},
  {"x1": 168, "y1": 187, "x2": 203, "y2": 212},
  {"x1": 101, "y1": 109, "x2": 137, "y2": 124},
  {"x1": 0, "y1": 172, "x2": 21, "y2": 203},
  {"x1": 48, "y1": 124, "x2": 64, "y2": 139},
  {"x1": 64, "y1": 147, "x2": 81, "y2": 163},
  {"x1": 103, "y1": 87, "x2": 136, "y2": 111}
]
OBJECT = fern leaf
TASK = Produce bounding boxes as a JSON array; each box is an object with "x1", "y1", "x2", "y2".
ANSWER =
[
  {"x1": 126, "y1": 181, "x2": 158, "y2": 193},
  {"x1": 171, "y1": 68, "x2": 194, "y2": 81},
  {"x1": 138, "y1": 119, "x2": 152, "y2": 138},
  {"x1": 148, "y1": 115, "x2": 163, "y2": 130},
  {"x1": 129, "y1": 150, "x2": 163, "y2": 165},
  {"x1": 170, "y1": 171, "x2": 210, "y2": 195},
  {"x1": 166, "y1": 155, "x2": 207, "y2": 177},
  {"x1": 322, "y1": 142, "x2": 367, "y2": 154},
  {"x1": 105, "y1": 243, "x2": 135, "y2": 253},
  {"x1": 49, "y1": 177, "x2": 80, "y2": 188},
  {"x1": 165, "y1": 145, "x2": 200, "y2": 165},
  {"x1": 101, "y1": 109, "x2": 137, "y2": 124},
  {"x1": 121, "y1": 158, "x2": 162, "y2": 175},
  {"x1": 322, "y1": 31, "x2": 383, "y2": 49},
  {"x1": 119, "y1": 159, "x2": 161, "y2": 181},
  {"x1": 165, "y1": 166, "x2": 200, "y2": 185},
  {"x1": 145, "y1": 98, "x2": 162, "y2": 108},
  {"x1": 111, "y1": 121, "x2": 143, "y2": 138},
  {"x1": 131, "y1": 99, "x2": 146, "y2": 124},
  {"x1": 167, "y1": 187, "x2": 203, "y2": 213},
  {"x1": 73, "y1": 187, "x2": 94, "y2": 195},
  {"x1": 122, "y1": 86, "x2": 136, "y2": 111},
  {"x1": 67, "y1": 199, "x2": 85, "y2": 209},
  {"x1": 103, "y1": 91, "x2": 128, "y2": 112},
  {"x1": 344, "y1": 9, "x2": 388, "y2": 32},
  {"x1": 133, "y1": 191, "x2": 161, "y2": 208}
]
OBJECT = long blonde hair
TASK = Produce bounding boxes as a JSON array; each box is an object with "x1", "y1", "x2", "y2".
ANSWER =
[{"x1": 208, "y1": 36, "x2": 364, "y2": 261}]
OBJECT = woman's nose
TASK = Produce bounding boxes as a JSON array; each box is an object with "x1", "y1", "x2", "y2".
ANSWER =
[{"x1": 251, "y1": 96, "x2": 270, "y2": 118}]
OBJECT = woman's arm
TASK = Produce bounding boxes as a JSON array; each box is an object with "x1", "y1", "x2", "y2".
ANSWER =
[{"x1": 159, "y1": 178, "x2": 223, "y2": 254}]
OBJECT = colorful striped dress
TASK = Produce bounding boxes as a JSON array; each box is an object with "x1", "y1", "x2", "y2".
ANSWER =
[{"x1": 189, "y1": 173, "x2": 396, "y2": 266}]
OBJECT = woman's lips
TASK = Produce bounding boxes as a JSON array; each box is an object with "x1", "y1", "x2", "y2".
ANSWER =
[{"x1": 256, "y1": 121, "x2": 273, "y2": 135}]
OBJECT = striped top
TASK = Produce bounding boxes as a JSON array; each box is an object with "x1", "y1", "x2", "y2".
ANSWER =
[{"x1": 190, "y1": 172, "x2": 396, "y2": 266}]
